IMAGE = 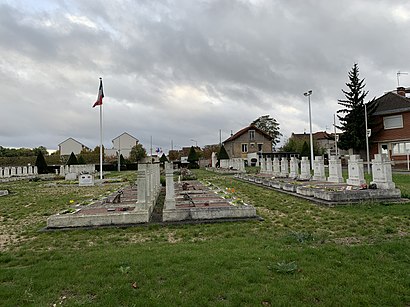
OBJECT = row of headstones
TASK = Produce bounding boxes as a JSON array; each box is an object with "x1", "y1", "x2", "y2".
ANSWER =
[
  {"x1": 218, "y1": 158, "x2": 246, "y2": 172},
  {"x1": 59, "y1": 164, "x2": 95, "y2": 176},
  {"x1": 0, "y1": 166, "x2": 38, "y2": 178},
  {"x1": 260, "y1": 154, "x2": 395, "y2": 189},
  {"x1": 210, "y1": 153, "x2": 245, "y2": 171},
  {"x1": 136, "y1": 163, "x2": 161, "y2": 211}
]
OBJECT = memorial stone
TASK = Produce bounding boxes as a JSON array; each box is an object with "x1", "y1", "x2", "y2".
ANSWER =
[
  {"x1": 312, "y1": 156, "x2": 326, "y2": 181},
  {"x1": 289, "y1": 157, "x2": 299, "y2": 178},
  {"x1": 11, "y1": 167, "x2": 16, "y2": 176},
  {"x1": 164, "y1": 162, "x2": 176, "y2": 209},
  {"x1": 4, "y1": 167, "x2": 10, "y2": 178},
  {"x1": 280, "y1": 157, "x2": 289, "y2": 177},
  {"x1": 79, "y1": 174, "x2": 95, "y2": 186},
  {"x1": 17, "y1": 167, "x2": 22, "y2": 176},
  {"x1": 299, "y1": 157, "x2": 311, "y2": 180},
  {"x1": 370, "y1": 154, "x2": 395, "y2": 189},
  {"x1": 346, "y1": 155, "x2": 366, "y2": 186},
  {"x1": 272, "y1": 157, "x2": 281, "y2": 177},
  {"x1": 328, "y1": 156, "x2": 344, "y2": 183},
  {"x1": 260, "y1": 158, "x2": 266, "y2": 174},
  {"x1": 266, "y1": 158, "x2": 273, "y2": 174},
  {"x1": 211, "y1": 152, "x2": 217, "y2": 168}
]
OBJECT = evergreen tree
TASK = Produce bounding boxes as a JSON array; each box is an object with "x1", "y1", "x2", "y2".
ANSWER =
[
  {"x1": 187, "y1": 146, "x2": 199, "y2": 169},
  {"x1": 218, "y1": 145, "x2": 230, "y2": 160},
  {"x1": 337, "y1": 63, "x2": 376, "y2": 152},
  {"x1": 35, "y1": 151, "x2": 48, "y2": 174},
  {"x1": 300, "y1": 141, "x2": 310, "y2": 157},
  {"x1": 159, "y1": 153, "x2": 169, "y2": 163},
  {"x1": 251, "y1": 115, "x2": 282, "y2": 149},
  {"x1": 66, "y1": 152, "x2": 78, "y2": 165},
  {"x1": 77, "y1": 155, "x2": 86, "y2": 164}
]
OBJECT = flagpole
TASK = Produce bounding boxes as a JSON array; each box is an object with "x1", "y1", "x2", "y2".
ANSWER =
[{"x1": 100, "y1": 100, "x2": 103, "y2": 180}]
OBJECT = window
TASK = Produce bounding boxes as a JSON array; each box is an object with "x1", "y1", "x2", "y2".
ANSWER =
[
  {"x1": 249, "y1": 130, "x2": 255, "y2": 141},
  {"x1": 383, "y1": 115, "x2": 403, "y2": 129},
  {"x1": 241, "y1": 143, "x2": 248, "y2": 153},
  {"x1": 258, "y1": 143, "x2": 263, "y2": 152},
  {"x1": 392, "y1": 142, "x2": 410, "y2": 155}
]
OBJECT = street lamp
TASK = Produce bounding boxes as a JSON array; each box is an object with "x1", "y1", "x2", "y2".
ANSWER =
[
  {"x1": 304, "y1": 90, "x2": 314, "y2": 170},
  {"x1": 190, "y1": 139, "x2": 198, "y2": 147}
]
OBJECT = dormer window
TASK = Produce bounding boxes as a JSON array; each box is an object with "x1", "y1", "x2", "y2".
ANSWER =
[{"x1": 249, "y1": 130, "x2": 255, "y2": 141}]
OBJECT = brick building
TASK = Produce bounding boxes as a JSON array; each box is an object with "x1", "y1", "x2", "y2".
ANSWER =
[{"x1": 369, "y1": 86, "x2": 410, "y2": 166}]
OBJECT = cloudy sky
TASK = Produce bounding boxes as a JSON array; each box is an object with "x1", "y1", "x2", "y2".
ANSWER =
[{"x1": 1, "y1": 0, "x2": 409, "y2": 153}]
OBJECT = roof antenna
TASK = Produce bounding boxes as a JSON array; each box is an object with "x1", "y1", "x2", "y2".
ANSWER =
[{"x1": 397, "y1": 71, "x2": 408, "y2": 87}]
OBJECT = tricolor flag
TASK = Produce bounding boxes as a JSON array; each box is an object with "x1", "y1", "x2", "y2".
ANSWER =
[{"x1": 92, "y1": 78, "x2": 104, "y2": 108}]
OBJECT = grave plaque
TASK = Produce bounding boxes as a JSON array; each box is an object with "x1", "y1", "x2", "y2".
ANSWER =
[
  {"x1": 346, "y1": 155, "x2": 366, "y2": 186},
  {"x1": 299, "y1": 157, "x2": 311, "y2": 180},
  {"x1": 79, "y1": 174, "x2": 94, "y2": 186}
]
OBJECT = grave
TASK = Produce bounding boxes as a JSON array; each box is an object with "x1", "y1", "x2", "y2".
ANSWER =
[
  {"x1": 79, "y1": 174, "x2": 95, "y2": 186},
  {"x1": 346, "y1": 155, "x2": 366, "y2": 186},
  {"x1": 370, "y1": 154, "x2": 395, "y2": 189},
  {"x1": 289, "y1": 157, "x2": 299, "y2": 179},
  {"x1": 0, "y1": 190, "x2": 9, "y2": 197},
  {"x1": 327, "y1": 156, "x2": 344, "y2": 183},
  {"x1": 299, "y1": 157, "x2": 311, "y2": 180},
  {"x1": 280, "y1": 157, "x2": 289, "y2": 177},
  {"x1": 312, "y1": 156, "x2": 326, "y2": 181},
  {"x1": 272, "y1": 157, "x2": 280, "y2": 177}
]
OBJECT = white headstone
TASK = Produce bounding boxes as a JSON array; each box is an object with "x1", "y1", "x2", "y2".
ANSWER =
[
  {"x1": 346, "y1": 155, "x2": 366, "y2": 186},
  {"x1": 0, "y1": 167, "x2": 3, "y2": 178},
  {"x1": 137, "y1": 165, "x2": 147, "y2": 208},
  {"x1": 266, "y1": 158, "x2": 273, "y2": 174},
  {"x1": 28, "y1": 166, "x2": 33, "y2": 175},
  {"x1": 17, "y1": 167, "x2": 22, "y2": 176},
  {"x1": 280, "y1": 157, "x2": 289, "y2": 177},
  {"x1": 65, "y1": 173, "x2": 77, "y2": 180},
  {"x1": 11, "y1": 167, "x2": 16, "y2": 176},
  {"x1": 328, "y1": 156, "x2": 344, "y2": 183},
  {"x1": 289, "y1": 157, "x2": 299, "y2": 178},
  {"x1": 164, "y1": 162, "x2": 176, "y2": 209},
  {"x1": 22, "y1": 167, "x2": 28, "y2": 176},
  {"x1": 370, "y1": 154, "x2": 395, "y2": 189},
  {"x1": 299, "y1": 157, "x2": 311, "y2": 180},
  {"x1": 260, "y1": 158, "x2": 266, "y2": 174},
  {"x1": 272, "y1": 157, "x2": 281, "y2": 177},
  {"x1": 3, "y1": 167, "x2": 10, "y2": 178},
  {"x1": 211, "y1": 152, "x2": 217, "y2": 168},
  {"x1": 60, "y1": 165, "x2": 64, "y2": 176},
  {"x1": 312, "y1": 156, "x2": 326, "y2": 181},
  {"x1": 33, "y1": 166, "x2": 38, "y2": 174}
]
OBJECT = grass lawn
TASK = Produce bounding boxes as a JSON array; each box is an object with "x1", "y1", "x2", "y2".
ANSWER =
[{"x1": 0, "y1": 170, "x2": 409, "y2": 306}]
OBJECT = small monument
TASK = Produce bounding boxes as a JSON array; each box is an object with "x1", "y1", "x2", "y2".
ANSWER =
[
  {"x1": 299, "y1": 157, "x2": 311, "y2": 180},
  {"x1": 211, "y1": 152, "x2": 217, "y2": 168},
  {"x1": 346, "y1": 155, "x2": 366, "y2": 186},
  {"x1": 79, "y1": 173, "x2": 95, "y2": 186},
  {"x1": 312, "y1": 156, "x2": 326, "y2": 181},
  {"x1": 164, "y1": 162, "x2": 176, "y2": 209},
  {"x1": 266, "y1": 158, "x2": 273, "y2": 174},
  {"x1": 280, "y1": 157, "x2": 289, "y2": 177},
  {"x1": 272, "y1": 157, "x2": 280, "y2": 177},
  {"x1": 260, "y1": 158, "x2": 266, "y2": 174},
  {"x1": 327, "y1": 156, "x2": 344, "y2": 183},
  {"x1": 370, "y1": 154, "x2": 395, "y2": 189},
  {"x1": 289, "y1": 157, "x2": 299, "y2": 179}
]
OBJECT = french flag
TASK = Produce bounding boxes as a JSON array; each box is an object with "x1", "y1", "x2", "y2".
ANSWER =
[{"x1": 93, "y1": 78, "x2": 104, "y2": 108}]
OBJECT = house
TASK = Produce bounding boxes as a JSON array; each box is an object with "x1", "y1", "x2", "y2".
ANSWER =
[
  {"x1": 223, "y1": 125, "x2": 273, "y2": 162},
  {"x1": 290, "y1": 131, "x2": 345, "y2": 156},
  {"x1": 369, "y1": 86, "x2": 410, "y2": 166},
  {"x1": 105, "y1": 132, "x2": 139, "y2": 159},
  {"x1": 58, "y1": 138, "x2": 90, "y2": 156}
]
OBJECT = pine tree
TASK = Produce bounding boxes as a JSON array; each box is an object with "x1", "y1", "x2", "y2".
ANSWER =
[
  {"x1": 159, "y1": 153, "x2": 169, "y2": 163},
  {"x1": 66, "y1": 152, "x2": 78, "y2": 165},
  {"x1": 35, "y1": 151, "x2": 48, "y2": 174},
  {"x1": 218, "y1": 145, "x2": 229, "y2": 160},
  {"x1": 337, "y1": 63, "x2": 375, "y2": 152},
  {"x1": 187, "y1": 146, "x2": 199, "y2": 169},
  {"x1": 77, "y1": 155, "x2": 86, "y2": 164},
  {"x1": 300, "y1": 141, "x2": 310, "y2": 157}
]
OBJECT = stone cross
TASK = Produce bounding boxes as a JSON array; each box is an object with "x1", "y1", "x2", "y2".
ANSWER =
[
  {"x1": 299, "y1": 157, "x2": 311, "y2": 180},
  {"x1": 370, "y1": 154, "x2": 395, "y2": 189},
  {"x1": 327, "y1": 155, "x2": 344, "y2": 183},
  {"x1": 346, "y1": 155, "x2": 366, "y2": 186}
]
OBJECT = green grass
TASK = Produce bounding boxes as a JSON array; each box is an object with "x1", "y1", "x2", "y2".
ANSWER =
[{"x1": 0, "y1": 170, "x2": 409, "y2": 306}]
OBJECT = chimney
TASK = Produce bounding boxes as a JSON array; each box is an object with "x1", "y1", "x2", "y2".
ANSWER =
[{"x1": 397, "y1": 86, "x2": 406, "y2": 96}]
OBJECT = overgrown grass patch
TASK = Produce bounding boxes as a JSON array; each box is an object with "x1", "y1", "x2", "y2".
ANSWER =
[{"x1": 0, "y1": 170, "x2": 409, "y2": 306}]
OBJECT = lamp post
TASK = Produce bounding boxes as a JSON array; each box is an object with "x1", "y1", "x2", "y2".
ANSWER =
[{"x1": 304, "y1": 90, "x2": 314, "y2": 170}]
